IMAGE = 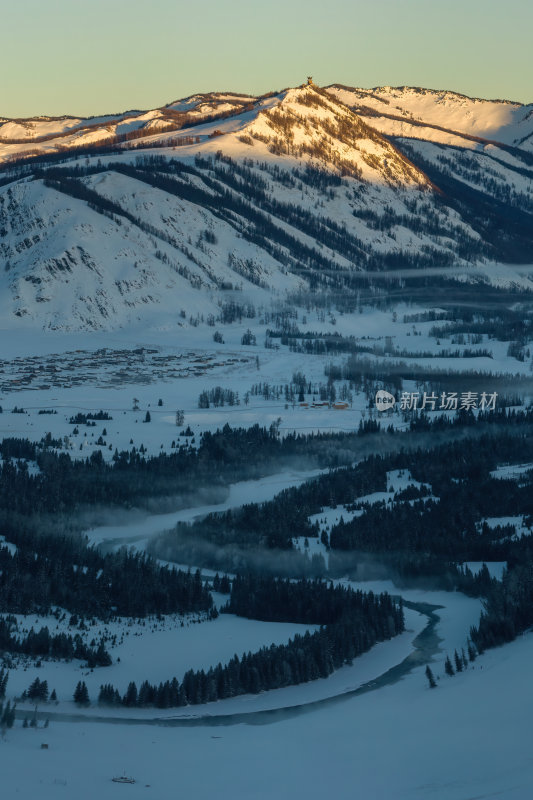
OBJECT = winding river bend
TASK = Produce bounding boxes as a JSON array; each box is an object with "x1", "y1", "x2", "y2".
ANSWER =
[{"x1": 19, "y1": 600, "x2": 442, "y2": 728}]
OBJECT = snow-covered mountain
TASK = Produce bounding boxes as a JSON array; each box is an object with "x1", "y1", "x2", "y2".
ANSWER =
[
  {"x1": 326, "y1": 85, "x2": 533, "y2": 149},
  {"x1": 1, "y1": 81, "x2": 532, "y2": 330},
  {"x1": 0, "y1": 93, "x2": 258, "y2": 162}
]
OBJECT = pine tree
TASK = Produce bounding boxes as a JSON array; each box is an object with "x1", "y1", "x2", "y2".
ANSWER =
[
  {"x1": 73, "y1": 681, "x2": 90, "y2": 706},
  {"x1": 454, "y1": 649, "x2": 463, "y2": 673},
  {"x1": 27, "y1": 678, "x2": 40, "y2": 702},
  {"x1": 425, "y1": 665, "x2": 437, "y2": 688},
  {"x1": 444, "y1": 655, "x2": 455, "y2": 676},
  {"x1": 1, "y1": 700, "x2": 15, "y2": 729},
  {"x1": 27, "y1": 677, "x2": 48, "y2": 703},
  {"x1": 0, "y1": 668, "x2": 8, "y2": 699},
  {"x1": 123, "y1": 681, "x2": 138, "y2": 707}
]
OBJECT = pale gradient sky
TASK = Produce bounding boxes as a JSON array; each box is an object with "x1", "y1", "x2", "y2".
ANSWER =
[{"x1": 2, "y1": 0, "x2": 532, "y2": 118}]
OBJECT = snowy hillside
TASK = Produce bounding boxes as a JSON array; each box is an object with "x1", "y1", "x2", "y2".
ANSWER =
[
  {"x1": 0, "y1": 93, "x2": 259, "y2": 163},
  {"x1": 327, "y1": 84, "x2": 533, "y2": 149},
  {"x1": 1, "y1": 80, "x2": 533, "y2": 330}
]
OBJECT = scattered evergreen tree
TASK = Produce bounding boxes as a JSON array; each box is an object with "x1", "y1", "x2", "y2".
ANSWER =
[
  {"x1": 73, "y1": 681, "x2": 90, "y2": 706},
  {"x1": 425, "y1": 665, "x2": 437, "y2": 688},
  {"x1": 0, "y1": 701, "x2": 15, "y2": 729},
  {"x1": 27, "y1": 677, "x2": 48, "y2": 703},
  {"x1": 123, "y1": 682, "x2": 138, "y2": 707},
  {"x1": 0, "y1": 668, "x2": 8, "y2": 699},
  {"x1": 241, "y1": 329, "x2": 256, "y2": 346}
]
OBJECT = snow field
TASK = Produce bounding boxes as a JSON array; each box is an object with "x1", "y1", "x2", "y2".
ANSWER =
[{"x1": 3, "y1": 610, "x2": 531, "y2": 800}]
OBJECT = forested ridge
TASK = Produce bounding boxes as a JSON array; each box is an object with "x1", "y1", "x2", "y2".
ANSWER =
[
  {"x1": 0, "y1": 518, "x2": 212, "y2": 618},
  {"x1": 470, "y1": 561, "x2": 533, "y2": 652},
  {"x1": 97, "y1": 576, "x2": 404, "y2": 708},
  {"x1": 0, "y1": 424, "x2": 378, "y2": 515},
  {"x1": 156, "y1": 427, "x2": 533, "y2": 566},
  {"x1": 224, "y1": 574, "x2": 402, "y2": 626}
]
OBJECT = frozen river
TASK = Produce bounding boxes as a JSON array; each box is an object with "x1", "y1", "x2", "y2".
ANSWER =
[{"x1": 85, "y1": 466, "x2": 327, "y2": 550}]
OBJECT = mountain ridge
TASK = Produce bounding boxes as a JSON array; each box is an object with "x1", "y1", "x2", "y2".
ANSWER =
[{"x1": 1, "y1": 81, "x2": 532, "y2": 331}]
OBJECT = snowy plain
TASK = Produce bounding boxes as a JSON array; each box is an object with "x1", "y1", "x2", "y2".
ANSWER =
[{"x1": 3, "y1": 619, "x2": 532, "y2": 800}]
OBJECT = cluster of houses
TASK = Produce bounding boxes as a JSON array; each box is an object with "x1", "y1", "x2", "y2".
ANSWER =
[
  {"x1": 299, "y1": 400, "x2": 350, "y2": 410},
  {"x1": 0, "y1": 348, "x2": 253, "y2": 394}
]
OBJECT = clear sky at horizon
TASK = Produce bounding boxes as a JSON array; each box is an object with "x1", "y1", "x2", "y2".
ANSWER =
[{"x1": 2, "y1": 0, "x2": 532, "y2": 118}]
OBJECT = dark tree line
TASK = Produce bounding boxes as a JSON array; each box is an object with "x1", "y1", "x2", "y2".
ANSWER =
[
  {"x1": 470, "y1": 560, "x2": 533, "y2": 652},
  {"x1": 329, "y1": 432, "x2": 533, "y2": 565},
  {"x1": 0, "y1": 700, "x2": 15, "y2": 729},
  {"x1": 69, "y1": 410, "x2": 112, "y2": 424},
  {"x1": 224, "y1": 574, "x2": 397, "y2": 627},
  {"x1": 0, "y1": 524, "x2": 212, "y2": 618},
  {"x1": 198, "y1": 387, "x2": 239, "y2": 408},
  {"x1": 153, "y1": 423, "x2": 533, "y2": 587},
  {"x1": 0, "y1": 616, "x2": 111, "y2": 665},
  {"x1": 0, "y1": 668, "x2": 8, "y2": 698},
  {"x1": 164, "y1": 426, "x2": 533, "y2": 557},
  {"x1": 0, "y1": 424, "x2": 379, "y2": 517}
]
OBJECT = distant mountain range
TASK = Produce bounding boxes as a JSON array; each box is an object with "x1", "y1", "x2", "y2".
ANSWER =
[{"x1": 1, "y1": 81, "x2": 532, "y2": 330}]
